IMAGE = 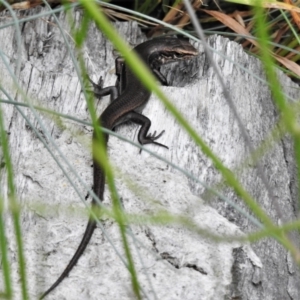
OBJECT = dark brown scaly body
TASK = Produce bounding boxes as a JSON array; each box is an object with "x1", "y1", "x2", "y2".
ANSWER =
[{"x1": 41, "y1": 37, "x2": 198, "y2": 299}]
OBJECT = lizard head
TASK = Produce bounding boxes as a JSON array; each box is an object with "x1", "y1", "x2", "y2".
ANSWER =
[
  {"x1": 135, "y1": 36, "x2": 198, "y2": 68},
  {"x1": 153, "y1": 36, "x2": 198, "y2": 66}
]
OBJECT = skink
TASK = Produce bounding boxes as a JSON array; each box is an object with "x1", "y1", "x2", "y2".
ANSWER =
[{"x1": 41, "y1": 36, "x2": 198, "y2": 299}]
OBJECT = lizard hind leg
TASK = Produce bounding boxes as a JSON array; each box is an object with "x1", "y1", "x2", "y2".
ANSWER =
[
  {"x1": 143, "y1": 129, "x2": 168, "y2": 149},
  {"x1": 127, "y1": 111, "x2": 169, "y2": 150}
]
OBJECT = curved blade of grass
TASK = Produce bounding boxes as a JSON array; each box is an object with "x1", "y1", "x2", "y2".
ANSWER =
[
  {"x1": 0, "y1": 1, "x2": 29, "y2": 298},
  {"x1": 251, "y1": 0, "x2": 300, "y2": 260},
  {"x1": 121, "y1": 207, "x2": 300, "y2": 247},
  {"x1": 73, "y1": 16, "x2": 142, "y2": 298},
  {"x1": 186, "y1": 0, "x2": 300, "y2": 259},
  {"x1": 0, "y1": 101, "x2": 27, "y2": 299},
  {"x1": 80, "y1": 0, "x2": 284, "y2": 240},
  {"x1": 0, "y1": 187, "x2": 12, "y2": 298}
]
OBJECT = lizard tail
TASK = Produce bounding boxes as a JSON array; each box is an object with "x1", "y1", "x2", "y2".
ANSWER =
[{"x1": 39, "y1": 219, "x2": 97, "y2": 299}]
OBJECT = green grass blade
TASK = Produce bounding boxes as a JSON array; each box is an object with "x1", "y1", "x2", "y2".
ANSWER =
[
  {"x1": 73, "y1": 20, "x2": 142, "y2": 296},
  {"x1": 0, "y1": 102, "x2": 28, "y2": 299},
  {"x1": 0, "y1": 194, "x2": 12, "y2": 298}
]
